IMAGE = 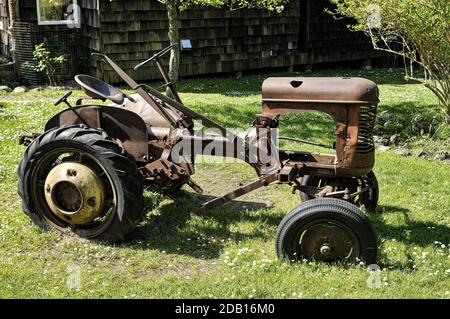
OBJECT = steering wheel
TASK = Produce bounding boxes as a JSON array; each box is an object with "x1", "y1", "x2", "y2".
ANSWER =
[
  {"x1": 54, "y1": 91, "x2": 73, "y2": 106},
  {"x1": 134, "y1": 43, "x2": 178, "y2": 70}
]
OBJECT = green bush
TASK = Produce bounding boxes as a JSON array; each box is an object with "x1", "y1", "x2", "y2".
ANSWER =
[
  {"x1": 33, "y1": 42, "x2": 68, "y2": 86},
  {"x1": 329, "y1": 0, "x2": 450, "y2": 123},
  {"x1": 0, "y1": 56, "x2": 10, "y2": 65}
]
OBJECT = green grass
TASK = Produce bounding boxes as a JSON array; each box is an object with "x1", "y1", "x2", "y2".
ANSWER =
[{"x1": 0, "y1": 68, "x2": 449, "y2": 298}]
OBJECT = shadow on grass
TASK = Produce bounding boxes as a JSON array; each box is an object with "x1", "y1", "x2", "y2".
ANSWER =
[
  {"x1": 371, "y1": 204, "x2": 450, "y2": 269},
  {"x1": 127, "y1": 195, "x2": 450, "y2": 263},
  {"x1": 372, "y1": 205, "x2": 450, "y2": 248},
  {"x1": 126, "y1": 191, "x2": 280, "y2": 259}
]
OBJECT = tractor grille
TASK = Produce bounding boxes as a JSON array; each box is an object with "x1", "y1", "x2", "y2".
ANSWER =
[{"x1": 357, "y1": 105, "x2": 377, "y2": 154}]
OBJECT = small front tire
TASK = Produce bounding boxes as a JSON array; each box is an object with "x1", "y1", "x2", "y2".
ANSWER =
[{"x1": 276, "y1": 198, "x2": 377, "y2": 264}]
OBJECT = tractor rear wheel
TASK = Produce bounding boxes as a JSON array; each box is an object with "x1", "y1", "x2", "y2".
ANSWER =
[
  {"x1": 276, "y1": 198, "x2": 377, "y2": 264},
  {"x1": 299, "y1": 171, "x2": 379, "y2": 210},
  {"x1": 18, "y1": 125, "x2": 144, "y2": 242}
]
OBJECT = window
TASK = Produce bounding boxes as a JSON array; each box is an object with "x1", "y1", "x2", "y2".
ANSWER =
[{"x1": 36, "y1": 0, "x2": 80, "y2": 26}]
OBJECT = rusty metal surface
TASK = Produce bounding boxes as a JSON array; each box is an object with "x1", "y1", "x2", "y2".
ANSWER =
[
  {"x1": 199, "y1": 173, "x2": 279, "y2": 211},
  {"x1": 16, "y1": 42, "x2": 384, "y2": 249},
  {"x1": 75, "y1": 74, "x2": 126, "y2": 105},
  {"x1": 261, "y1": 77, "x2": 379, "y2": 177},
  {"x1": 45, "y1": 105, "x2": 148, "y2": 162},
  {"x1": 33, "y1": 51, "x2": 379, "y2": 211},
  {"x1": 147, "y1": 126, "x2": 171, "y2": 141},
  {"x1": 93, "y1": 53, "x2": 179, "y2": 128},
  {"x1": 144, "y1": 158, "x2": 185, "y2": 181},
  {"x1": 262, "y1": 77, "x2": 379, "y2": 104},
  {"x1": 298, "y1": 173, "x2": 377, "y2": 207},
  {"x1": 295, "y1": 220, "x2": 360, "y2": 261},
  {"x1": 111, "y1": 93, "x2": 174, "y2": 128}
]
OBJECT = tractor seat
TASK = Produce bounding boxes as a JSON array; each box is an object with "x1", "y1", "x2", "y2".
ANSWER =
[{"x1": 75, "y1": 74, "x2": 126, "y2": 105}]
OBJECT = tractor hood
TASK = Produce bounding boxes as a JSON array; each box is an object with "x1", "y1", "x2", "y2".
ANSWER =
[{"x1": 262, "y1": 77, "x2": 379, "y2": 105}]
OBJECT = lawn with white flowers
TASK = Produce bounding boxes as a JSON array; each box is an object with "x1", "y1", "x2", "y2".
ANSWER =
[{"x1": 0, "y1": 69, "x2": 449, "y2": 298}]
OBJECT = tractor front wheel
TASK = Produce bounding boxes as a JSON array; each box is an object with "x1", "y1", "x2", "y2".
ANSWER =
[
  {"x1": 276, "y1": 198, "x2": 377, "y2": 264},
  {"x1": 18, "y1": 125, "x2": 144, "y2": 242}
]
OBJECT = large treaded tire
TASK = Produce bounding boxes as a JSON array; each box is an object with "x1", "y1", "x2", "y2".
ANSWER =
[
  {"x1": 276, "y1": 198, "x2": 377, "y2": 264},
  {"x1": 17, "y1": 125, "x2": 144, "y2": 243}
]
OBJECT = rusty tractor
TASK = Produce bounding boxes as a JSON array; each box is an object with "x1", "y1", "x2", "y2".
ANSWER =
[{"x1": 18, "y1": 44, "x2": 379, "y2": 263}]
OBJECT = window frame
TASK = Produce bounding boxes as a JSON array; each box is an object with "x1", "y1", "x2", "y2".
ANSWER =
[{"x1": 36, "y1": 0, "x2": 79, "y2": 26}]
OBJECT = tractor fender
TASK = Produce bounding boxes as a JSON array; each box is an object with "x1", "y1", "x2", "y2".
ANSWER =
[{"x1": 45, "y1": 105, "x2": 148, "y2": 162}]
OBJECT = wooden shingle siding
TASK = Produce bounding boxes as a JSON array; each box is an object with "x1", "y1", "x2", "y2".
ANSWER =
[
  {"x1": 306, "y1": 0, "x2": 379, "y2": 64},
  {"x1": 18, "y1": 0, "x2": 37, "y2": 22},
  {"x1": 79, "y1": 0, "x2": 102, "y2": 76},
  {"x1": 0, "y1": 0, "x2": 9, "y2": 56},
  {"x1": 7, "y1": 0, "x2": 380, "y2": 84},
  {"x1": 99, "y1": 0, "x2": 300, "y2": 83}
]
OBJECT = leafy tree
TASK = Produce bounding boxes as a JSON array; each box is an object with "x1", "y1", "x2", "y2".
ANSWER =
[
  {"x1": 328, "y1": 0, "x2": 450, "y2": 123},
  {"x1": 161, "y1": 0, "x2": 288, "y2": 82}
]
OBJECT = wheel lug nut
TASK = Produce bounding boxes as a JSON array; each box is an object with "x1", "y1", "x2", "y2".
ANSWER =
[
  {"x1": 67, "y1": 169, "x2": 77, "y2": 177},
  {"x1": 87, "y1": 197, "x2": 96, "y2": 207},
  {"x1": 45, "y1": 185, "x2": 51, "y2": 193},
  {"x1": 320, "y1": 245, "x2": 331, "y2": 256}
]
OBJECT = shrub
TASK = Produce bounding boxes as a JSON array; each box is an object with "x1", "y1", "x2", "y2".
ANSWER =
[
  {"x1": 33, "y1": 42, "x2": 68, "y2": 86},
  {"x1": 329, "y1": 0, "x2": 450, "y2": 123}
]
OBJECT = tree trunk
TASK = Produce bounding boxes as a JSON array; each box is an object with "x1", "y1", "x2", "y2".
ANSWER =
[
  {"x1": 8, "y1": 0, "x2": 19, "y2": 61},
  {"x1": 8, "y1": 0, "x2": 19, "y2": 22},
  {"x1": 166, "y1": 0, "x2": 180, "y2": 83},
  {"x1": 424, "y1": 80, "x2": 450, "y2": 125},
  {"x1": 446, "y1": 105, "x2": 450, "y2": 124}
]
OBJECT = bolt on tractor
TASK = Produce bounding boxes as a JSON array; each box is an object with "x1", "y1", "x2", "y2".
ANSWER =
[{"x1": 18, "y1": 44, "x2": 380, "y2": 264}]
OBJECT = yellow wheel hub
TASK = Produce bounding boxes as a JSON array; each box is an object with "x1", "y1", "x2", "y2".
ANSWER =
[{"x1": 44, "y1": 162, "x2": 105, "y2": 225}]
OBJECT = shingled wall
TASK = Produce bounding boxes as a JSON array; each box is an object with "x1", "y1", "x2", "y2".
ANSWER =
[
  {"x1": 18, "y1": 0, "x2": 36, "y2": 21},
  {"x1": 0, "y1": 0, "x2": 9, "y2": 57},
  {"x1": 306, "y1": 0, "x2": 380, "y2": 64},
  {"x1": 9, "y1": 0, "x2": 380, "y2": 84},
  {"x1": 97, "y1": 0, "x2": 301, "y2": 83},
  {"x1": 79, "y1": 0, "x2": 101, "y2": 76}
]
